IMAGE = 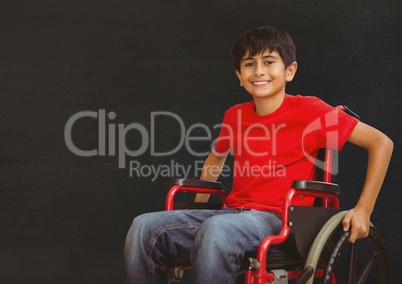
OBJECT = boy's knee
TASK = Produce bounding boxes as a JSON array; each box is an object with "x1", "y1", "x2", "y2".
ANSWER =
[
  {"x1": 132, "y1": 213, "x2": 150, "y2": 228},
  {"x1": 196, "y1": 216, "x2": 233, "y2": 241},
  {"x1": 128, "y1": 212, "x2": 160, "y2": 241}
]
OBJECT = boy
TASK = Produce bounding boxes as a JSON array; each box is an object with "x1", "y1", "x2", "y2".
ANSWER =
[{"x1": 124, "y1": 26, "x2": 393, "y2": 284}]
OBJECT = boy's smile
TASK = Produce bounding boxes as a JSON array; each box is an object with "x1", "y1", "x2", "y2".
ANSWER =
[
  {"x1": 251, "y1": 80, "x2": 271, "y2": 87},
  {"x1": 235, "y1": 50, "x2": 297, "y2": 114}
]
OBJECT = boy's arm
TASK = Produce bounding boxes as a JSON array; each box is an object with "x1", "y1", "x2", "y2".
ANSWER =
[
  {"x1": 194, "y1": 149, "x2": 228, "y2": 203},
  {"x1": 343, "y1": 121, "x2": 393, "y2": 243}
]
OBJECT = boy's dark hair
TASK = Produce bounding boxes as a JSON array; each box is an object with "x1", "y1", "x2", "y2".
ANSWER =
[{"x1": 232, "y1": 26, "x2": 296, "y2": 72}]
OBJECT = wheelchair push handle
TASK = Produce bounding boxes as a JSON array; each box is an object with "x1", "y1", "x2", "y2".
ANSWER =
[{"x1": 341, "y1": 105, "x2": 361, "y2": 120}]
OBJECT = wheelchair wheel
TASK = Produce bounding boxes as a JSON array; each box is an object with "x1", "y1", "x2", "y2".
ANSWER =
[{"x1": 304, "y1": 211, "x2": 393, "y2": 284}]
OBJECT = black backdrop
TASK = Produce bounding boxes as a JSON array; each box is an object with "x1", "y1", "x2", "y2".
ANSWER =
[{"x1": 1, "y1": 0, "x2": 401, "y2": 283}]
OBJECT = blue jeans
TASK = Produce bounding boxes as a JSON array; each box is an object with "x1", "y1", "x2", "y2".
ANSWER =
[{"x1": 124, "y1": 208, "x2": 282, "y2": 284}]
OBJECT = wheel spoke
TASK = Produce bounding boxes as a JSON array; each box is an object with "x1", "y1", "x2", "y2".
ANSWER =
[
  {"x1": 347, "y1": 243, "x2": 357, "y2": 283},
  {"x1": 356, "y1": 251, "x2": 378, "y2": 284}
]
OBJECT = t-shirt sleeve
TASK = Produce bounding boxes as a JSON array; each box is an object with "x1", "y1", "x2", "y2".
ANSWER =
[
  {"x1": 313, "y1": 101, "x2": 359, "y2": 151},
  {"x1": 213, "y1": 111, "x2": 231, "y2": 156},
  {"x1": 334, "y1": 106, "x2": 359, "y2": 150}
]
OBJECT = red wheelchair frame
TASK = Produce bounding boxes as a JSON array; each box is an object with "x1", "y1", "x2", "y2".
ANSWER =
[{"x1": 165, "y1": 149, "x2": 339, "y2": 283}]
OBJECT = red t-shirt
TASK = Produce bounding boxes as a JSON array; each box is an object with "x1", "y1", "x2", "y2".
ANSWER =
[{"x1": 214, "y1": 94, "x2": 359, "y2": 214}]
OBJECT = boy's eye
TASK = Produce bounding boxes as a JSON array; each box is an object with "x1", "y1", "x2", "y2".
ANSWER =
[
  {"x1": 244, "y1": 62, "x2": 254, "y2": 67},
  {"x1": 265, "y1": 61, "x2": 274, "y2": 65}
]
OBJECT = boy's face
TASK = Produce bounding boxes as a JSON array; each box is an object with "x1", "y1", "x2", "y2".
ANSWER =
[{"x1": 235, "y1": 50, "x2": 297, "y2": 100}]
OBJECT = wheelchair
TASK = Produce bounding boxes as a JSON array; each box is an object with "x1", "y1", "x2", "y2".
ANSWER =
[{"x1": 164, "y1": 107, "x2": 393, "y2": 284}]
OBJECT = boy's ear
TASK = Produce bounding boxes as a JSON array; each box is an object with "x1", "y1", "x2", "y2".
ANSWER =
[
  {"x1": 285, "y1": 61, "x2": 298, "y2": 82},
  {"x1": 235, "y1": 70, "x2": 243, "y2": 86}
]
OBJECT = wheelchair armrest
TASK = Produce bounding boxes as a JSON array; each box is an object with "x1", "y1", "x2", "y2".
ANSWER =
[
  {"x1": 170, "y1": 178, "x2": 223, "y2": 190},
  {"x1": 291, "y1": 180, "x2": 341, "y2": 195},
  {"x1": 165, "y1": 178, "x2": 227, "y2": 210}
]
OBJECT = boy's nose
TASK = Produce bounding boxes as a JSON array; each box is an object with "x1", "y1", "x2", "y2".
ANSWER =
[{"x1": 254, "y1": 63, "x2": 265, "y2": 76}]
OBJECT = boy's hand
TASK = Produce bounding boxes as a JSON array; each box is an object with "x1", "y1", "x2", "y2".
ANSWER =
[{"x1": 342, "y1": 207, "x2": 371, "y2": 243}]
